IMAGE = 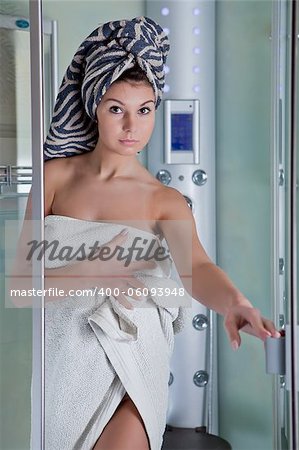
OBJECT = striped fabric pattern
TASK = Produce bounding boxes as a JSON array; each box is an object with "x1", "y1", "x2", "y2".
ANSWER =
[{"x1": 44, "y1": 16, "x2": 169, "y2": 160}]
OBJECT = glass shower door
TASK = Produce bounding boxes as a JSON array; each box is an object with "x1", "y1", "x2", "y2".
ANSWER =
[{"x1": 0, "y1": 7, "x2": 56, "y2": 448}]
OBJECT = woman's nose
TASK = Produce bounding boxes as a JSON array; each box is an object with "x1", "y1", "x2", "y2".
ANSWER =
[{"x1": 122, "y1": 113, "x2": 137, "y2": 133}]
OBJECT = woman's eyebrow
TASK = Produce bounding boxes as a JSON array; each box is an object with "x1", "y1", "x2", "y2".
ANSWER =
[{"x1": 104, "y1": 98, "x2": 155, "y2": 106}]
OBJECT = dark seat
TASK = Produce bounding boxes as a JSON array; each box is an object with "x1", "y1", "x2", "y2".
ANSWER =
[{"x1": 162, "y1": 425, "x2": 232, "y2": 450}]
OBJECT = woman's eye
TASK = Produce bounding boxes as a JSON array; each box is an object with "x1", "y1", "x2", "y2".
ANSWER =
[
  {"x1": 110, "y1": 106, "x2": 122, "y2": 114},
  {"x1": 139, "y1": 107, "x2": 151, "y2": 114}
]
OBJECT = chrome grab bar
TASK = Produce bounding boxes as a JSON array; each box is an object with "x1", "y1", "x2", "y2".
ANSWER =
[{"x1": 0, "y1": 165, "x2": 32, "y2": 193}]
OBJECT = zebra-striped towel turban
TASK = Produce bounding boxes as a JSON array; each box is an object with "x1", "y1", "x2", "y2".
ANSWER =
[{"x1": 44, "y1": 16, "x2": 170, "y2": 160}]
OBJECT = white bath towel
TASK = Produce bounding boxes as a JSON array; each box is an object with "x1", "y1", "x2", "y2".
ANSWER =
[{"x1": 34, "y1": 215, "x2": 191, "y2": 450}]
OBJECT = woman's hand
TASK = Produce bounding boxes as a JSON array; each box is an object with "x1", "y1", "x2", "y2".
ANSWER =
[
  {"x1": 81, "y1": 229, "x2": 156, "y2": 310},
  {"x1": 223, "y1": 301, "x2": 281, "y2": 350}
]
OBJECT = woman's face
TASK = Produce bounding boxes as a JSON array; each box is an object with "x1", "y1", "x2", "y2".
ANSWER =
[{"x1": 96, "y1": 80, "x2": 156, "y2": 156}]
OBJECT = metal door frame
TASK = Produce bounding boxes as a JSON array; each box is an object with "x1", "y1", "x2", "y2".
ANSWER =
[{"x1": 271, "y1": 1, "x2": 299, "y2": 449}]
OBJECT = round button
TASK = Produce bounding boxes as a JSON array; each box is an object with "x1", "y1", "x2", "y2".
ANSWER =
[
  {"x1": 193, "y1": 370, "x2": 209, "y2": 387},
  {"x1": 192, "y1": 169, "x2": 207, "y2": 186},
  {"x1": 156, "y1": 169, "x2": 172, "y2": 185},
  {"x1": 183, "y1": 195, "x2": 193, "y2": 210},
  {"x1": 192, "y1": 314, "x2": 209, "y2": 331}
]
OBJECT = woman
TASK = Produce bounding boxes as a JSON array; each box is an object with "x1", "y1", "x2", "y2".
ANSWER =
[{"x1": 16, "y1": 16, "x2": 279, "y2": 450}]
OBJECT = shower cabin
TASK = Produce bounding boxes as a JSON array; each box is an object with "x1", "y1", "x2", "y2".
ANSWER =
[{"x1": 0, "y1": 1, "x2": 298, "y2": 449}]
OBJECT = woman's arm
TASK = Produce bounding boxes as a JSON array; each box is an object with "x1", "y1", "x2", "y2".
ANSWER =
[{"x1": 154, "y1": 186, "x2": 280, "y2": 348}]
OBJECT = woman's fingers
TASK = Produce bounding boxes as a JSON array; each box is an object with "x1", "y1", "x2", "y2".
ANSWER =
[
  {"x1": 92, "y1": 230, "x2": 129, "y2": 256},
  {"x1": 114, "y1": 285, "x2": 148, "y2": 310},
  {"x1": 129, "y1": 259, "x2": 157, "y2": 272},
  {"x1": 240, "y1": 308, "x2": 272, "y2": 340},
  {"x1": 114, "y1": 292, "x2": 134, "y2": 310},
  {"x1": 105, "y1": 229, "x2": 129, "y2": 248},
  {"x1": 127, "y1": 277, "x2": 147, "y2": 291},
  {"x1": 261, "y1": 318, "x2": 281, "y2": 338},
  {"x1": 101, "y1": 277, "x2": 149, "y2": 309},
  {"x1": 224, "y1": 315, "x2": 242, "y2": 350},
  {"x1": 90, "y1": 229, "x2": 157, "y2": 273},
  {"x1": 224, "y1": 305, "x2": 281, "y2": 350},
  {"x1": 124, "y1": 278, "x2": 149, "y2": 301}
]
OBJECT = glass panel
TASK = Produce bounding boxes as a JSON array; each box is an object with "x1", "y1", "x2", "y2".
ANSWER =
[
  {"x1": 0, "y1": 19, "x2": 32, "y2": 450},
  {"x1": 39, "y1": 2, "x2": 277, "y2": 449},
  {"x1": 215, "y1": 1, "x2": 273, "y2": 448},
  {"x1": 0, "y1": 10, "x2": 55, "y2": 448}
]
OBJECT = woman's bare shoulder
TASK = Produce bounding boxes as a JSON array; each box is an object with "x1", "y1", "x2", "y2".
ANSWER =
[
  {"x1": 44, "y1": 157, "x2": 73, "y2": 185},
  {"x1": 153, "y1": 184, "x2": 187, "y2": 203},
  {"x1": 152, "y1": 184, "x2": 191, "y2": 220},
  {"x1": 44, "y1": 157, "x2": 69, "y2": 174}
]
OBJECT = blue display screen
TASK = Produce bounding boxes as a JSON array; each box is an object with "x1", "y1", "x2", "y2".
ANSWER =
[{"x1": 171, "y1": 113, "x2": 193, "y2": 151}]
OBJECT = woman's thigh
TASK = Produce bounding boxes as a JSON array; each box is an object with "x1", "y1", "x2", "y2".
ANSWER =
[{"x1": 92, "y1": 394, "x2": 150, "y2": 450}]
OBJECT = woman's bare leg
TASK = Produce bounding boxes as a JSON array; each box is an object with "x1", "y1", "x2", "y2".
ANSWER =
[{"x1": 92, "y1": 394, "x2": 150, "y2": 450}]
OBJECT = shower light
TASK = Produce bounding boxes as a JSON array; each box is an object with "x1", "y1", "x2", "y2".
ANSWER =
[
  {"x1": 193, "y1": 84, "x2": 200, "y2": 93},
  {"x1": 164, "y1": 65, "x2": 170, "y2": 74},
  {"x1": 193, "y1": 7, "x2": 200, "y2": 16},
  {"x1": 161, "y1": 7, "x2": 170, "y2": 16},
  {"x1": 163, "y1": 84, "x2": 170, "y2": 93},
  {"x1": 193, "y1": 27, "x2": 200, "y2": 36},
  {"x1": 193, "y1": 47, "x2": 200, "y2": 55},
  {"x1": 163, "y1": 27, "x2": 170, "y2": 35},
  {"x1": 193, "y1": 65, "x2": 200, "y2": 74}
]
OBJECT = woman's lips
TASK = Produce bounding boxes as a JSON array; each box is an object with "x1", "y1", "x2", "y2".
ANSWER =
[{"x1": 119, "y1": 139, "x2": 139, "y2": 146}]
